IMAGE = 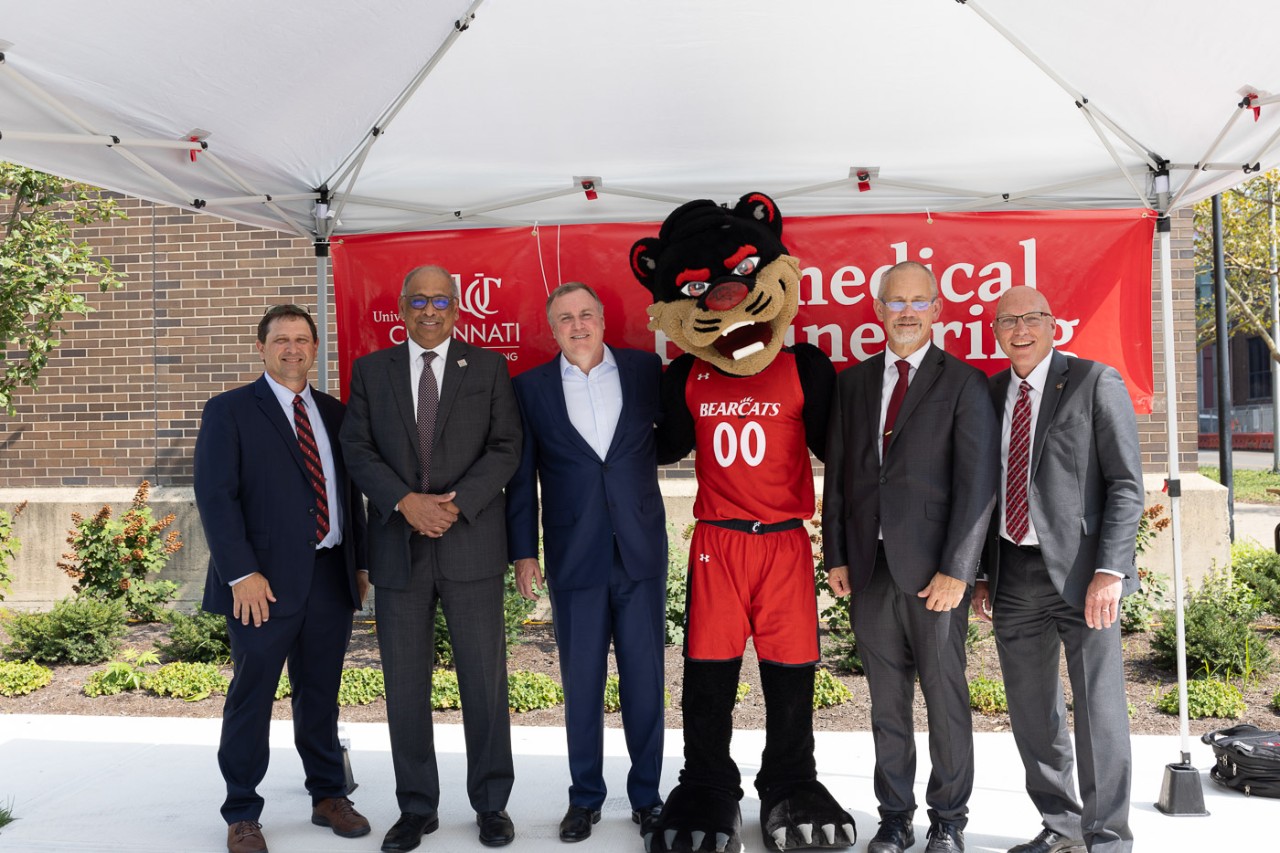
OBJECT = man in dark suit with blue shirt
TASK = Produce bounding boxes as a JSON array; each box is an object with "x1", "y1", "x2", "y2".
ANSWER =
[
  {"x1": 195, "y1": 303, "x2": 370, "y2": 853},
  {"x1": 506, "y1": 282, "x2": 667, "y2": 844},
  {"x1": 973, "y1": 286, "x2": 1141, "y2": 853},
  {"x1": 341, "y1": 265, "x2": 522, "y2": 853}
]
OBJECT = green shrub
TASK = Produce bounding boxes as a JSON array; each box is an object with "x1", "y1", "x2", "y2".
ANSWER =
[
  {"x1": 431, "y1": 570, "x2": 537, "y2": 666},
  {"x1": 146, "y1": 661, "x2": 228, "y2": 701},
  {"x1": 56, "y1": 481, "x2": 183, "y2": 621},
  {"x1": 1152, "y1": 570, "x2": 1272, "y2": 678},
  {"x1": 83, "y1": 650, "x2": 158, "y2": 697},
  {"x1": 338, "y1": 667, "x2": 385, "y2": 706},
  {"x1": 275, "y1": 670, "x2": 291, "y2": 700},
  {"x1": 602, "y1": 673, "x2": 670, "y2": 712},
  {"x1": 1271, "y1": 688, "x2": 1280, "y2": 713},
  {"x1": 969, "y1": 676, "x2": 1008, "y2": 714},
  {"x1": 810, "y1": 514, "x2": 861, "y2": 672},
  {"x1": 2, "y1": 597, "x2": 127, "y2": 664},
  {"x1": 0, "y1": 797, "x2": 13, "y2": 828},
  {"x1": 1232, "y1": 538, "x2": 1280, "y2": 618},
  {"x1": 0, "y1": 660, "x2": 52, "y2": 696},
  {"x1": 0, "y1": 501, "x2": 27, "y2": 603},
  {"x1": 735, "y1": 682, "x2": 751, "y2": 704},
  {"x1": 1157, "y1": 678, "x2": 1246, "y2": 719},
  {"x1": 156, "y1": 608, "x2": 230, "y2": 664},
  {"x1": 432, "y1": 670, "x2": 462, "y2": 710},
  {"x1": 508, "y1": 670, "x2": 564, "y2": 712},
  {"x1": 664, "y1": 523, "x2": 691, "y2": 645},
  {"x1": 1120, "y1": 568, "x2": 1170, "y2": 633},
  {"x1": 813, "y1": 668, "x2": 852, "y2": 709}
]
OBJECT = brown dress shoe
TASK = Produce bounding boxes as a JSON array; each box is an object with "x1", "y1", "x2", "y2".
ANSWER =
[
  {"x1": 227, "y1": 819, "x2": 268, "y2": 853},
  {"x1": 312, "y1": 796, "x2": 372, "y2": 838}
]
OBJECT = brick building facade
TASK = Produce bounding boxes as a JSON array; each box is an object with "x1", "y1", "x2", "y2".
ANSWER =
[{"x1": 0, "y1": 198, "x2": 1197, "y2": 489}]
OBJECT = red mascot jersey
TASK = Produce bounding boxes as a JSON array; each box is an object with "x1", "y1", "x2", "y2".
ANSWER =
[{"x1": 684, "y1": 350, "x2": 814, "y2": 523}]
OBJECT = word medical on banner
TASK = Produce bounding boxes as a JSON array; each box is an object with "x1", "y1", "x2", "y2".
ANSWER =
[{"x1": 332, "y1": 209, "x2": 1155, "y2": 413}]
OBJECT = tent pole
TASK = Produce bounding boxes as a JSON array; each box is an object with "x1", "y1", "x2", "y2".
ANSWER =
[
  {"x1": 1213, "y1": 195, "x2": 1235, "y2": 537},
  {"x1": 316, "y1": 240, "x2": 330, "y2": 393},
  {"x1": 1154, "y1": 210, "x2": 1209, "y2": 816}
]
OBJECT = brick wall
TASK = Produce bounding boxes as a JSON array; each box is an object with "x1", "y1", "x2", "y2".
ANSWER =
[{"x1": 0, "y1": 198, "x2": 1197, "y2": 488}]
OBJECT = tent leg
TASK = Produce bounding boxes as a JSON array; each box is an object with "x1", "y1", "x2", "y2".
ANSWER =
[
  {"x1": 1153, "y1": 216, "x2": 1208, "y2": 817},
  {"x1": 315, "y1": 240, "x2": 331, "y2": 393}
]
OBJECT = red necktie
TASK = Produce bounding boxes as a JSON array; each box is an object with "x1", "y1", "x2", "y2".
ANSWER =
[
  {"x1": 882, "y1": 359, "x2": 911, "y2": 456},
  {"x1": 1005, "y1": 380, "x2": 1033, "y2": 543},
  {"x1": 292, "y1": 394, "x2": 329, "y2": 543},
  {"x1": 417, "y1": 351, "x2": 439, "y2": 492}
]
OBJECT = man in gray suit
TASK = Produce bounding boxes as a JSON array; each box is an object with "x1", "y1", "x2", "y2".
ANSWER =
[
  {"x1": 340, "y1": 265, "x2": 522, "y2": 853},
  {"x1": 972, "y1": 286, "x2": 1141, "y2": 853},
  {"x1": 822, "y1": 261, "x2": 998, "y2": 853}
]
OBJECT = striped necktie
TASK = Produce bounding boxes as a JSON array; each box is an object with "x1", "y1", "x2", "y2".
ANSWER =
[
  {"x1": 417, "y1": 351, "x2": 439, "y2": 492},
  {"x1": 293, "y1": 394, "x2": 329, "y2": 543},
  {"x1": 1005, "y1": 380, "x2": 1033, "y2": 543}
]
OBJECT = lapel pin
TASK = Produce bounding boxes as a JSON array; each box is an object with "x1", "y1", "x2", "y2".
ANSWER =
[
  {"x1": 1055, "y1": 382, "x2": 1064, "y2": 390},
  {"x1": 457, "y1": 358, "x2": 467, "y2": 368}
]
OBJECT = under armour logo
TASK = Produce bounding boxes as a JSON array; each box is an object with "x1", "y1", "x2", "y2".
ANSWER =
[
  {"x1": 697, "y1": 372, "x2": 711, "y2": 380},
  {"x1": 698, "y1": 554, "x2": 710, "y2": 562}
]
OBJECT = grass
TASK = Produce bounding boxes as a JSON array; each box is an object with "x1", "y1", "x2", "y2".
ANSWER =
[
  {"x1": 1199, "y1": 466, "x2": 1280, "y2": 503},
  {"x1": 0, "y1": 799, "x2": 14, "y2": 829}
]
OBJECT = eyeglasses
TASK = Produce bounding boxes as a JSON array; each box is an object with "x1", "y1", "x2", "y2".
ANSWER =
[
  {"x1": 402, "y1": 295, "x2": 456, "y2": 310},
  {"x1": 994, "y1": 311, "x2": 1053, "y2": 330},
  {"x1": 881, "y1": 298, "x2": 936, "y2": 312}
]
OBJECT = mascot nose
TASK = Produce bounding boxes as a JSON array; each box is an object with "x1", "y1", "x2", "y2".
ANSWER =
[{"x1": 703, "y1": 281, "x2": 749, "y2": 311}]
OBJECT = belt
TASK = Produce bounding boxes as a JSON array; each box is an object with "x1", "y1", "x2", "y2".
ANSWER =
[
  {"x1": 1000, "y1": 537, "x2": 1041, "y2": 555},
  {"x1": 702, "y1": 518, "x2": 804, "y2": 535}
]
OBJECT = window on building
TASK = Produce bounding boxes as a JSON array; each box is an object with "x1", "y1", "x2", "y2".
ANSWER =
[{"x1": 1248, "y1": 336, "x2": 1273, "y2": 401}]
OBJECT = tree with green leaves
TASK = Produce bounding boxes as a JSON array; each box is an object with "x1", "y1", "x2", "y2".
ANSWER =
[
  {"x1": 0, "y1": 162, "x2": 125, "y2": 414},
  {"x1": 1194, "y1": 170, "x2": 1280, "y2": 356}
]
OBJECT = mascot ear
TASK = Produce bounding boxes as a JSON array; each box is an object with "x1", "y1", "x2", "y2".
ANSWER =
[
  {"x1": 630, "y1": 237, "x2": 663, "y2": 293},
  {"x1": 732, "y1": 191, "x2": 783, "y2": 240}
]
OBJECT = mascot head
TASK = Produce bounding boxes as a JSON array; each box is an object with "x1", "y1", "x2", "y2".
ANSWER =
[{"x1": 629, "y1": 191, "x2": 801, "y2": 376}]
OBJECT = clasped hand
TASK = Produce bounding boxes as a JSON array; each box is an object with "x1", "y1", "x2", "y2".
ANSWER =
[{"x1": 400, "y1": 490, "x2": 459, "y2": 538}]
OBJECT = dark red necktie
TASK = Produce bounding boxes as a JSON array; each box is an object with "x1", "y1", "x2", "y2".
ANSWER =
[
  {"x1": 417, "y1": 351, "x2": 439, "y2": 492},
  {"x1": 882, "y1": 359, "x2": 911, "y2": 456},
  {"x1": 293, "y1": 394, "x2": 329, "y2": 543},
  {"x1": 1005, "y1": 380, "x2": 1033, "y2": 542}
]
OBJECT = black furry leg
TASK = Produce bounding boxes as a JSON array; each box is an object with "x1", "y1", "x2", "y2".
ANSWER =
[
  {"x1": 755, "y1": 663, "x2": 855, "y2": 851},
  {"x1": 647, "y1": 659, "x2": 744, "y2": 852}
]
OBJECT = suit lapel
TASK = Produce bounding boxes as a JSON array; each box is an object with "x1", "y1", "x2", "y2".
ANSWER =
[
  {"x1": 434, "y1": 338, "x2": 469, "y2": 442},
  {"x1": 1030, "y1": 349, "x2": 1070, "y2": 478},
  {"x1": 887, "y1": 344, "x2": 944, "y2": 453},
  {"x1": 254, "y1": 377, "x2": 308, "y2": 477},
  {"x1": 863, "y1": 352, "x2": 886, "y2": 452},
  {"x1": 388, "y1": 344, "x2": 417, "y2": 447},
  {"x1": 603, "y1": 348, "x2": 631, "y2": 461},
  {"x1": 538, "y1": 356, "x2": 600, "y2": 461}
]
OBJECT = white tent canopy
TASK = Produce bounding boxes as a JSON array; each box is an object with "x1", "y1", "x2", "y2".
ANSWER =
[{"x1": 5, "y1": 0, "x2": 1280, "y2": 239}]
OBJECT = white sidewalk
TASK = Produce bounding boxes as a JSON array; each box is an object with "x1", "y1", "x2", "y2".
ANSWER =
[{"x1": 0, "y1": 714, "x2": 1274, "y2": 852}]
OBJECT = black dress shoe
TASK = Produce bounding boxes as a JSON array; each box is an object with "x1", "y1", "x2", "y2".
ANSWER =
[
  {"x1": 559, "y1": 805, "x2": 601, "y2": 842},
  {"x1": 925, "y1": 822, "x2": 964, "y2": 853},
  {"x1": 868, "y1": 812, "x2": 915, "y2": 853},
  {"x1": 631, "y1": 803, "x2": 663, "y2": 837},
  {"x1": 1008, "y1": 828, "x2": 1085, "y2": 853},
  {"x1": 476, "y1": 810, "x2": 515, "y2": 847},
  {"x1": 380, "y1": 812, "x2": 439, "y2": 853}
]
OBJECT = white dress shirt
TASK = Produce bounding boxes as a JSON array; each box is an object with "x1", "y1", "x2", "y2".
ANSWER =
[
  {"x1": 407, "y1": 335, "x2": 450, "y2": 411},
  {"x1": 998, "y1": 354, "x2": 1051, "y2": 546},
  {"x1": 878, "y1": 342, "x2": 932, "y2": 465},
  {"x1": 560, "y1": 346, "x2": 622, "y2": 460}
]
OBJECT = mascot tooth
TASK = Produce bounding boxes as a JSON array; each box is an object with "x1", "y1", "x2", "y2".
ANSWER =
[{"x1": 630, "y1": 192, "x2": 857, "y2": 853}]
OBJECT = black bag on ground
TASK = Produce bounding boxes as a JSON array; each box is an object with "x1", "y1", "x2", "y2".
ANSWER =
[{"x1": 1202, "y1": 724, "x2": 1280, "y2": 797}]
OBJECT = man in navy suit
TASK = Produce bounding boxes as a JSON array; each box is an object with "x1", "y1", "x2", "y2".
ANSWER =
[
  {"x1": 195, "y1": 304, "x2": 369, "y2": 853},
  {"x1": 506, "y1": 282, "x2": 667, "y2": 844}
]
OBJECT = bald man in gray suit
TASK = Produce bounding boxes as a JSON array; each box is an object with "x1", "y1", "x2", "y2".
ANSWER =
[
  {"x1": 341, "y1": 265, "x2": 521, "y2": 853},
  {"x1": 973, "y1": 286, "x2": 1141, "y2": 853}
]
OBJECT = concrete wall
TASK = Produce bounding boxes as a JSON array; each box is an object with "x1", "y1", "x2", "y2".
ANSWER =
[{"x1": 0, "y1": 476, "x2": 1231, "y2": 613}]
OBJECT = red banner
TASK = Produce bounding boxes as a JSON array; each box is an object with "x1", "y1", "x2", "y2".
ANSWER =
[{"x1": 333, "y1": 209, "x2": 1155, "y2": 412}]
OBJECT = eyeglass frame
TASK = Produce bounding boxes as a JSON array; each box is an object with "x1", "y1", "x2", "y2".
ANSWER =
[
  {"x1": 401, "y1": 294, "x2": 457, "y2": 311},
  {"x1": 993, "y1": 311, "x2": 1053, "y2": 331},
  {"x1": 879, "y1": 297, "x2": 937, "y2": 312}
]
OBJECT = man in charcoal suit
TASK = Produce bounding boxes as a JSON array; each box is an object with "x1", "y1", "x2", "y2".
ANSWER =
[
  {"x1": 195, "y1": 303, "x2": 370, "y2": 853},
  {"x1": 340, "y1": 265, "x2": 522, "y2": 852},
  {"x1": 505, "y1": 282, "x2": 667, "y2": 844},
  {"x1": 822, "y1": 261, "x2": 999, "y2": 853},
  {"x1": 972, "y1": 285, "x2": 1142, "y2": 853}
]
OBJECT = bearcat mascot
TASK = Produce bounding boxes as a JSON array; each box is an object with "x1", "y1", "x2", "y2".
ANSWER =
[{"x1": 630, "y1": 192, "x2": 856, "y2": 853}]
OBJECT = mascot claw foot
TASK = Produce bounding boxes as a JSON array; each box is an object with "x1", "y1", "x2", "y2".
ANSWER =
[
  {"x1": 646, "y1": 783, "x2": 742, "y2": 853},
  {"x1": 759, "y1": 781, "x2": 855, "y2": 851}
]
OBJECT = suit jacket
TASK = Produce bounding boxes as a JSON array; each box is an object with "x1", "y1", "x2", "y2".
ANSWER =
[
  {"x1": 505, "y1": 347, "x2": 666, "y2": 590},
  {"x1": 984, "y1": 350, "x2": 1143, "y2": 609},
  {"x1": 195, "y1": 376, "x2": 366, "y2": 617},
  {"x1": 823, "y1": 343, "x2": 998, "y2": 594},
  {"x1": 339, "y1": 339, "x2": 521, "y2": 590}
]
